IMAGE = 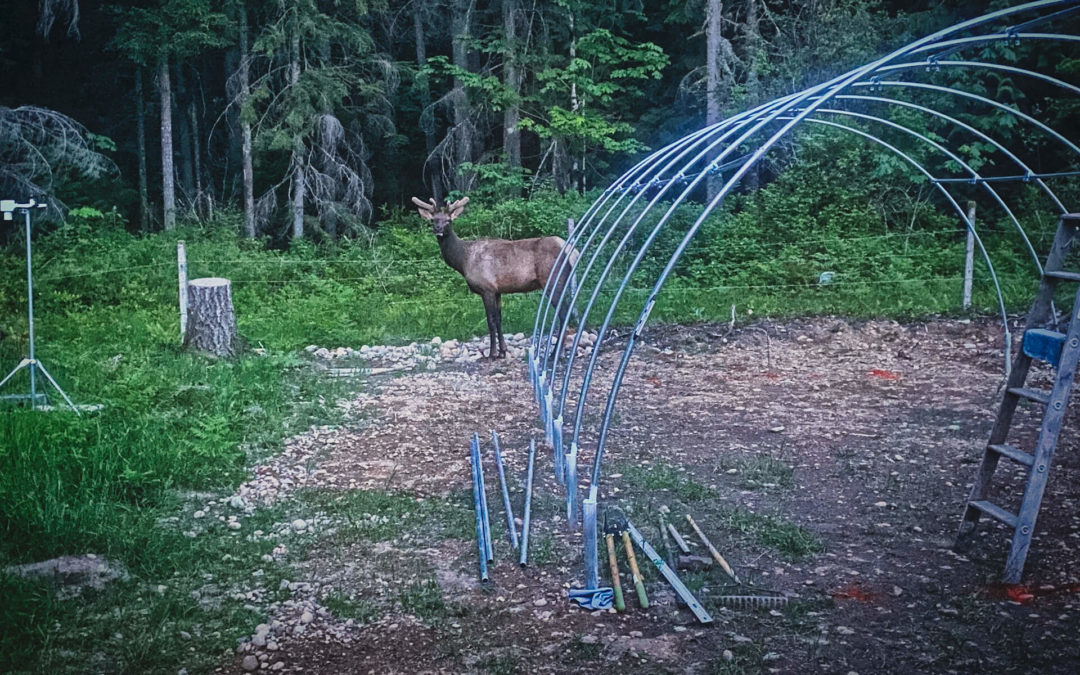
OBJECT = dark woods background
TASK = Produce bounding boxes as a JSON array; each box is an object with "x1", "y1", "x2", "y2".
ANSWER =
[{"x1": 5, "y1": 0, "x2": 1059, "y2": 246}]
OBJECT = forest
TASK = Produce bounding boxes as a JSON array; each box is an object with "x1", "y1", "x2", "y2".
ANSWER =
[
  {"x1": 4, "y1": 0, "x2": 1071, "y2": 239},
  {"x1": 2, "y1": 1, "x2": 1080, "y2": 673}
]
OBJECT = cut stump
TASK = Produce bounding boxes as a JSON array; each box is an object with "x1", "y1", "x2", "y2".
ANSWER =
[{"x1": 184, "y1": 277, "x2": 239, "y2": 357}]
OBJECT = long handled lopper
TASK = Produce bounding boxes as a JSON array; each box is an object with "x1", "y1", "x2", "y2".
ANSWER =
[
  {"x1": 608, "y1": 510, "x2": 648, "y2": 609},
  {"x1": 603, "y1": 512, "x2": 626, "y2": 611}
]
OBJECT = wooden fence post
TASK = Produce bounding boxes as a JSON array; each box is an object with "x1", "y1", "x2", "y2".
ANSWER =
[
  {"x1": 962, "y1": 201, "x2": 976, "y2": 310},
  {"x1": 178, "y1": 240, "x2": 188, "y2": 342}
]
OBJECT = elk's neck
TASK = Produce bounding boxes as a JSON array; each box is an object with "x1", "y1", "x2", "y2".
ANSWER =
[{"x1": 438, "y1": 228, "x2": 468, "y2": 275}]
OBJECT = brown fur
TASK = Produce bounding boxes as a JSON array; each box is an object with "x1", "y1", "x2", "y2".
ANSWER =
[{"x1": 413, "y1": 197, "x2": 577, "y2": 359}]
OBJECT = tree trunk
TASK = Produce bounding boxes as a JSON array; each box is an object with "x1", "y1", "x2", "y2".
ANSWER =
[
  {"x1": 175, "y1": 65, "x2": 195, "y2": 204},
  {"x1": 568, "y1": 13, "x2": 580, "y2": 193},
  {"x1": 740, "y1": 0, "x2": 762, "y2": 191},
  {"x1": 184, "y1": 277, "x2": 239, "y2": 357},
  {"x1": 239, "y1": 4, "x2": 256, "y2": 238},
  {"x1": 135, "y1": 65, "x2": 150, "y2": 232},
  {"x1": 158, "y1": 54, "x2": 176, "y2": 230},
  {"x1": 289, "y1": 29, "x2": 305, "y2": 240},
  {"x1": 706, "y1": 0, "x2": 736, "y2": 200},
  {"x1": 189, "y1": 78, "x2": 207, "y2": 219},
  {"x1": 413, "y1": 3, "x2": 440, "y2": 201},
  {"x1": 502, "y1": 0, "x2": 522, "y2": 179},
  {"x1": 451, "y1": 0, "x2": 473, "y2": 190}
]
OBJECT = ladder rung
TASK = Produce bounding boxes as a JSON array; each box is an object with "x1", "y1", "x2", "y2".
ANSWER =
[
  {"x1": 969, "y1": 500, "x2": 1019, "y2": 528},
  {"x1": 1043, "y1": 270, "x2": 1080, "y2": 282},
  {"x1": 987, "y1": 443, "x2": 1035, "y2": 467},
  {"x1": 1008, "y1": 387, "x2": 1051, "y2": 405},
  {"x1": 1061, "y1": 212, "x2": 1080, "y2": 222},
  {"x1": 1022, "y1": 328, "x2": 1065, "y2": 367}
]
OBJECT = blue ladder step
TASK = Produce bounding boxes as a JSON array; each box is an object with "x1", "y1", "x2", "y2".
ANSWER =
[
  {"x1": 969, "y1": 500, "x2": 1018, "y2": 529},
  {"x1": 988, "y1": 443, "x2": 1035, "y2": 467},
  {"x1": 1044, "y1": 270, "x2": 1080, "y2": 282},
  {"x1": 1008, "y1": 387, "x2": 1051, "y2": 405},
  {"x1": 1022, "y1": 328, "x2": 1066, "y2": 368}
]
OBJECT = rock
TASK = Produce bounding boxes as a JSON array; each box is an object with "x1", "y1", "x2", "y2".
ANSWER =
[
  {"x1": 193, "y1": 510, "x2": 206, "y2": 519},
  {"x1": 581, "y1": 635, "x2": 599, "y2": 645},
  {"x1": 314, "y1": 348, "x2": 331, "y2": 360},
  {"x1": 4, "y1": 555, "x2": 129, "y2": 599},
  {"x1": 227, "y1": 521, "x2": 242, "y2": 531},
  {"x1": 271, "y1": 663, "x2": 285, "y2": 671},
  {"x1": 722, "y1": 650, "x2": 734, "y2": 662},
  {"x1": 229, "y1": 496, "x2": 246, "y2": 509},
  {"x1": 241, "y1": 655, "x2": 259, "y2": 671},
  {"x1": 534, "y1": 598, "x2": 548, "y2": 607},
  {"x1": 304, "y1": 345, "x2": 318, "y2": 353},
  {"x1": 291, "y1": 519, "x2": 308, "y2": 532},
  {"x1": 252, "y1": 634, "x2": 267, "y2": 647},
  {"x1": 300, "y1": 610, "x2": 314, "y2": 624}
]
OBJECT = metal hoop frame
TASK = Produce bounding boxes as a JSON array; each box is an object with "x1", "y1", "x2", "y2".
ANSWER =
[{"x1": 528, "y1": 1, "x2": 1080, "y2": 507}]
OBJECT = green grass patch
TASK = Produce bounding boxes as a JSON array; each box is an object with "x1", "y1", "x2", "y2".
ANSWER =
[
  {"x1": 399, "y1": 579, "x2": 446, "y2": 621},
  {"x1": 716, "y1": 507, "x2": 824, "y2": 558},
  {"x1": 723, "y1": 454, "x2": 794, "y2": 490},
  {"x1": 619, "y1": 463, "x2": 716, "y2": 501},
  {"x1": 320, "y1": 590, "x2": 378, "y2": 624}
]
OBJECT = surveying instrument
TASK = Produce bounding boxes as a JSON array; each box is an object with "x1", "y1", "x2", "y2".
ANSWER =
[{"x1": 0, "y1": 198, "x2": 80, "y2": 414}]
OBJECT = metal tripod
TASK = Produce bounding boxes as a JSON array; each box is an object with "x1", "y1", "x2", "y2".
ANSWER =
[{"x1": 0, "y1": 199, "x2": 80, "y2": 415}]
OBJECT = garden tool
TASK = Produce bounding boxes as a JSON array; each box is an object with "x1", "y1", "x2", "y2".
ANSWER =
[
  {"x1": 685, "y1": 514, "x2": 739, "y2": 583},
  {"x1": 604, "y1": 513, "x2": 626, "y2": 611},
  {"x1": 606, "y1": 510, "x2": 649, "y2": 609}
]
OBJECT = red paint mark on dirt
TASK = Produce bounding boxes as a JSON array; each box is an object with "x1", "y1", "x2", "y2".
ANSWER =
[
  {"x1": 830, "y1": 584, "x2": 880, "y2": 603},
  {"x1": 765, "y1": 372, "x2": 780, "y2": 380},
  {"x1": 869, "y1": 369, "x2": 900, "y2": 380},
  {"x1": 984, "y1": 583, "x2": 1080, "y2": 604},
  {"x1": 645, "y1": 376, "x2": 662, "y2": 387}
]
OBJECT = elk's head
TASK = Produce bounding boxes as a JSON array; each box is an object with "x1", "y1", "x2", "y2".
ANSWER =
[{"x1": 412, "y1": 197, "x2": 469, "y2": 238}]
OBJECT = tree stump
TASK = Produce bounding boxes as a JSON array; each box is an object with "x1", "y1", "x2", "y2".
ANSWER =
[{"x1": 184, "y1": 277, "x2": 239, "y2": 357}]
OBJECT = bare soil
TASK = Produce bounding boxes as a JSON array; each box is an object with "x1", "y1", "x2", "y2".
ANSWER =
[{"x1": 225, "y1": 317, "x2": 1080, "y2": 674}]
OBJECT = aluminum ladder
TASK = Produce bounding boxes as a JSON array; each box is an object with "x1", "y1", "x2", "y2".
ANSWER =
[{"x1": 955, "y1": 212, "x2": 1080, "y2": 583}]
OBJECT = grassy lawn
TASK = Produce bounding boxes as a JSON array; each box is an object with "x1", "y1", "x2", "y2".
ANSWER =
[{"x1": 0, "y1": 204, "x2": 1048, "y2": 672}]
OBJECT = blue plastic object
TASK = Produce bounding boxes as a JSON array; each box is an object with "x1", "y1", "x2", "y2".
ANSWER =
[{"x1": 568, "y1": 587, "x2": 614, "y2": 611}]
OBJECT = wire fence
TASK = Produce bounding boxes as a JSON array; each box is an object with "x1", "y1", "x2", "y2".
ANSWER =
[{"x1": 18, "y1": 230, "x2": 1045, "y2": 319}]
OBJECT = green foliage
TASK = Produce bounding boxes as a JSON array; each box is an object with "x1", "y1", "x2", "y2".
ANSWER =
[{"x1": 111, "y1": 0, "x2": 229, "y2": 64}]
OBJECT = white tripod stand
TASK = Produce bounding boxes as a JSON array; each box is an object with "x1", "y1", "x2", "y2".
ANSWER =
[{"x1": 0, "y1": 199, "x2": 80, "y2": 415}]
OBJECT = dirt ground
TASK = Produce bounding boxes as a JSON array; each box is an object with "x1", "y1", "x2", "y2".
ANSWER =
[{"x1": 225, "y1": 317, "x2": 1080, "y2": 674}]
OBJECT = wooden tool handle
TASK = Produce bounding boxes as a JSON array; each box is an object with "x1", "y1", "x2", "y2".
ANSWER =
[
  {"x1": 606, "y1": 534, "x2": 625, "y2": 612},
  {"x1": 686, "y1": 514, "x2": 740, "y2": 582},
  {"x1": 622, "y1": 531, "x2": 649, "y2": 609}
]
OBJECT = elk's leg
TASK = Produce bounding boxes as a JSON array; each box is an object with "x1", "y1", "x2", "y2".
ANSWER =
[
  {"x1": 481, "y1": 292, "x2": 500, "y2": 359},
  {"x1": 495, "y1": 294, "x2": 507, "y2": 358}
]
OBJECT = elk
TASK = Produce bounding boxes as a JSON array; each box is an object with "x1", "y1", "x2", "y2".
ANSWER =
[{"x1": 412, "y1": 196, "x2": 578, "y2": 359}]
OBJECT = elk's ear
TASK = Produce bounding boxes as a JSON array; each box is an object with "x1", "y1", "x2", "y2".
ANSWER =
[{"x1": 411, "y1": 196, "x2": 435, "y2": 220}]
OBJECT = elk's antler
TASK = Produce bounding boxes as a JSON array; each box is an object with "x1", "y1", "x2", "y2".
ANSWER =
[
  {"x1": 411, "y1": 196, "x2": 435, "y2": 212},
  {"x1": 447, "y1": 196, "x2": 470, "y2": 219}
]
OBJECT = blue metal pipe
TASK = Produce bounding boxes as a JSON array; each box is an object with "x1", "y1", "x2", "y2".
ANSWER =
[
  {"x1": 519, "y1": 438, "x2": 536, "y2": 567},
  {"x1": 583, "y1": 492, "x2": 599, "y2": 589},
  {"x1": 566, "y1": 443, "x2": 579, "y2": 530},
  {"x1": 475, "y1": 432, "x2": 494, "y2": 563},
  {"x1": 470, "y1": 435, "x2": 489, "y2": 581},
  {"x1": 491, "y1": 430, "x2": 519, "y2": 550}
]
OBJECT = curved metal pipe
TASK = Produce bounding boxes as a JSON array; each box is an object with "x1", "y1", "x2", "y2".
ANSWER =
[
  {"x1": 541, "y1": 99, "x2": 805, "y2": 395},
  {"x1": 536, "y1": 15, "x2": 1079, "y2": 392},
  {"x1": 587, "y1": 113, "x2": 1017, "y2": 491},
  {"x1": 553, "y1": 1, "x2": 1075, "y2": 442},
  {"x1": 563, "y1": 1, "x2": 1079, "y2": 487}
]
